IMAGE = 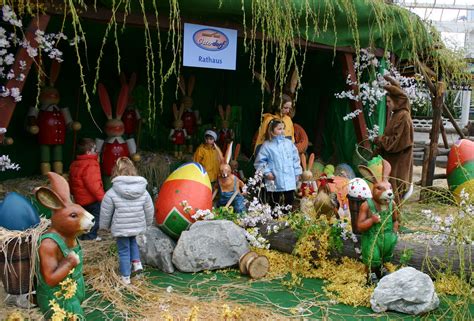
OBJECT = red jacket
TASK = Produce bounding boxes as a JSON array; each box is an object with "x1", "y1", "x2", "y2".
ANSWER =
[{"x1": 69, "y1": 154, "x2": 105, "y2": 206}]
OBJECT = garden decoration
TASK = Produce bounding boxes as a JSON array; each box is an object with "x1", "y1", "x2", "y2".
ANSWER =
[
  {"x1": 120, "y1": 72, "x2": 142, "y2": 139},
  {"x1": 27, "y1": 60, "x2": 81, "y2": 175},
  {"x1": 178, "y1": 74, "x2": 200, "y2": 153},
  {"x1": 215, "y1": 141, "x2": 246, "y2": 214},
  {"x1": 35, "y1": 172, "x2": 94, "y2": 320},
  {"x1": 446, "y1": 139, "x2": 474, "y2": 203},
  {"x1": 217, "y1": 104, "x2": 234, "y2": 153},
  {"x1": 298, "y1": 153, "x2": 317, "y2": 217},
  {"x1": 229, "y1": 143, "x2": 245, "y2": 181},
  {"x1": 356, "y1": 156, "x2": 398, "y2": 284},
  {"x1": 169, "y1": 102, "x2": 187, "y2": 160},
  {"x1": 314, "y1": 175, "x2": 339, "y2": 219},
  {"x1": 155, "y1": 162, "x2": 212, "y2": 239},
  {"x1": 96, "y1": 82, "x2": 140, "y2": 180},
  {"x1": 0, "y1": 192, "x2": 40, "y2": 231},
  {"x1": 239, "y1": 251, "x2": 269, "y2": 279}
]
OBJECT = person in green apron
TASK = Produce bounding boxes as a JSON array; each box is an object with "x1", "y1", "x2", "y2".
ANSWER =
[{"x1": 36, "y1": 233, "x2": 86, "y2": 320}]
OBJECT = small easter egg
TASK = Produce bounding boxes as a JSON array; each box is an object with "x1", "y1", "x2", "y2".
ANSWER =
[
  {"x1": 155, "y1": 162, "x2": 212, "y2": 239},
  {"x1": 348, "y1": 178, "x2": 372, "y2": 200},
  {"x1": 0, "y1": 192, "x2": 40, "y2": 231}
]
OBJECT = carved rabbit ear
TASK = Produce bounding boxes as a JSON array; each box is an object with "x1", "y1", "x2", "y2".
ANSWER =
[
  {"x1": 49, "y1": 60, "x2": 61, "y2": 87},
  {"x1": 98, "y1": 83, "x2": 113, "y2": 120},
  {"x1": 300, "y1": 153, "x2": 307, "y2": 171},
  {"x1": 178, "y1": 75, "x2": 186, "y2": 96},
  {"x1": 218, "y1": 104, "x2": 225, "y2": 119},
  {"x1": 172, "y1": 103, "x2": 179, "y2": 120},
  {"x1": 253, "y1": 71, "x2": 272, "y2": 94},
  {"x1": 288, "y1": 67, "x2": 299, "y2": 95},
  {"x1": 187, "y1": 75, "x2": 195, "y2": 96},
  {"x1": 358, "y1": 165, "x2": 377, "y2": 184},
  {"x1": 308, "y1": 153, "x2": 315, "y2": 170},
  {"x1": 47, "y1": 172, "x2": 72, "y2": 205},
  {"x1": 225, "y1": 105, "x2": 231, "y2": 121},
  {"x1": 178, "y1": 103, "x2": 185, "y2": 119},
  {"x1": 35, "y1": 187, "x2": 66, "y2": 210},
  {"x1": 120, "y1": 72, "x2": 127, "y2": 86},
  {"x1": 128, "y1": 72, "x2": 137, "y2": 92},
  {"x1": 225, "y1": 141, "x2": 233, "y2": 164},
  {"x1": 382, "y1": 159, "x2": 392, "y2": 182},
  {"x1": 234, "y1": 143, "x2": 240, "y2": 160},
  {"x1": 116, "y1": 84, "x2": 129, "y2": 119},
  {"x1": 215, "y1": 143, "x2": 224, "y2": 164}
]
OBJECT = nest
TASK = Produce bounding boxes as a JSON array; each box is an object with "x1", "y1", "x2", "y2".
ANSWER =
[
  {"x1": 136, "y1": 151, "x2": 173, "y2": 196},
  {"x1": 0, "y1": 176, "x2": 48, "y2": 200}
]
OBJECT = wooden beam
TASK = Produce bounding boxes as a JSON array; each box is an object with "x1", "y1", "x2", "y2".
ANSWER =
[
  {"x1": 442, "y1": 103, "x2": 466, "y2": 139},
  {"x1": 439, "y1": 118, "x2": 449, "y2": 149},
  {"x1": 341, "y1": 52, "x2": 370, "y2": 148},
  {"x1": 0, "y1": 14, "x2": 51, "y2": 143}
]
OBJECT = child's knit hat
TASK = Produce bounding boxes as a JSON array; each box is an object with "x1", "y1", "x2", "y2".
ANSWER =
[{"x1": 204, "y1": 130, "x2": 217, "y2": 140}]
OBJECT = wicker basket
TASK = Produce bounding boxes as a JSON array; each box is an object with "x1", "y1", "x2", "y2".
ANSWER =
[
  {"x1": 0, "y1": 237, "x2": 33, "y2": 294},
  {"x1": 348, "y1": 196, "x2": 365, "y2": 234},
  {"x1": 352, "y1": 142, "x2": 373, "y2": 169}
]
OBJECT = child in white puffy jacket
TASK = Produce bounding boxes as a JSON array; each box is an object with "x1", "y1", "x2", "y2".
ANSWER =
[{"x1": 100, "y1": 157, "x2": 154, "y2": 285}]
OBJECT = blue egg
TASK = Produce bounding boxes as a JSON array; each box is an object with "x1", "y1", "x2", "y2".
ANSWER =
[{"x1": 0, "y1": 192, "x2": 40, "y2": 231}]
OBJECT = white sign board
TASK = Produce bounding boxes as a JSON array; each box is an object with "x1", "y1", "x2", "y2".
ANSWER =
[{"x1": 183, "y1": 23, "x2": 237, "y2": 70}]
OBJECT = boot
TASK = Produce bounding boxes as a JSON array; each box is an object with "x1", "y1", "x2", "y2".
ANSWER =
[
  {"x1": 52, "y1": 161, "x2": 63, "y2": 174},
  {"x1": 40, "y1": 162, "x2": 51, "y2": 175}
]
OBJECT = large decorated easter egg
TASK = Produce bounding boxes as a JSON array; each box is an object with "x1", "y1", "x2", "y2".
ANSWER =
[
  {"x1": 447, "y1": 139, "x2": 474, "y2": 202},
  {"x1": 155, "y1": 162, "x2": 212, "y2": 239},
  {"x1": 0, "y1": 192, "x2": 40, "y2": 231}
]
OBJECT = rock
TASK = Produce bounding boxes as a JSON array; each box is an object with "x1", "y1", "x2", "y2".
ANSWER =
[
  {"x1": 172, "y1": 220, "x2": 249, "y2": 272},
  {"x1": 136, "y1": 226, "x2": 176, "y2": 273},
  {"x1": 371, "y1": 267, "x2": 439, "y2": 315}
]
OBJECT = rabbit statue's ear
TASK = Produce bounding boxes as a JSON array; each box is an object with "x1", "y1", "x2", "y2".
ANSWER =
[
  {"x1": 47, "y1": 172, "x2": 71, "y2": 205},
  {"x1": 116, "y1": 84, "x2": 129, "y2": 119},
  {"x1": 225, "y1": 104, "x2": 231, "y2": 121},
  {"x1": 187, "y1": 75, "x2": 195, "y2": 96},
  {"x1": 35, "y1": 187, "x2": 66, "y2": 210},
  {"x1": 225, "y1": 141, "x2": 233, "y2": 164},
  {"x1": 172, "y1": 103, "x2": 179, "y2": 120},
  {"x1": 358, "y1": 165, "x2": 377, "y2": 184},
  {"x1": 382, "y1": 159, "x2": 392, "y2": 182},
  {"x1": 98, "y1": 83, "x2": 113, "y2": 120},
  {"x1": 215, "y1": 143, "x2": 224, "y2": 164},
  {"x1": 308, "y1": 153, "x2": 315, "y2": 170},
  {"x1": 234, "y1": 143, "x2": 240, "y2": 160},
  {"x1": 288, "y1": 67, "x2": 299, "y2": 95},
  {"x1": 253, "y1": 71, "x2": 272, "y2": 94},
  {"x1": 178, "y1": 75, "x2": 186, "y2": 96},
  {"x1": 300, "y1": 153, "x2": 307, "y2": 171},
  {"x1": 120, "y1": 72, "x2": 127, "y2": 85},
  {"x1": 178, "y1": 103, "x2": 185, "y2": 119},
  {"x1": 128, "y1": 72, "x2": 137, "y2": 92},
  {"x1": 49, "y1": 60, "x2": 61, "y2": 87},
  {"x1": 218, "y1": 104, "x2": 225, "y2": 119}
]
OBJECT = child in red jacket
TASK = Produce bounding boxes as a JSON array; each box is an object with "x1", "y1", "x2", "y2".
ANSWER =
[{"x1": 69, "y1": 138, "x2": 105, "y2": 240}]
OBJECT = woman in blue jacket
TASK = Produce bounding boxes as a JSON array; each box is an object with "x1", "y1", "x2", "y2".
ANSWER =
[{"x1": 254, "y1": 119, "x2": 302, "y2": 213}]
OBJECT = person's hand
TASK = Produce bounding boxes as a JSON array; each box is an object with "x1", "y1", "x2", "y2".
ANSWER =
[
  {"x1": 373, "y1": 136, "x2": 381, "y2": 145},
  {"x1": 371, "y1": 214, "x2": 381, "y2": 224},
  {"x1": 266, "y1": 172, "x2": 275, "y2": 180}
]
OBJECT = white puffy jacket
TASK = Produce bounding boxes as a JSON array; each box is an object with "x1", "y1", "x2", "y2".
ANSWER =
[{"x1": 100, "y1": 176, "x2": 154, "y2": 237}]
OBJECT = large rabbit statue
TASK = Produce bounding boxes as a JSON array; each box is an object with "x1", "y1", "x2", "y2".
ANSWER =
[
  {"x1": 169, "y1": 103, "x2": 187, "y2": 160},
  {"x1": 214, "y1": 141, "x2": 246, "y2": 213},
  {"x1": 178, "y1": 74, "x2": 200, "y2": 153},
  {"x1": 120, "y1": 72, "x2": 142, "y2": 139},
  {"x1": 35, "y1": 172, "x2": 94, "y2": 319},
  {"x1": 217, "y1": 104, "x2": 234, "y2": 153},
  {"x1": 96, "y1": 82, "x2": 140, "y2": 179},
  {"x1": 27, "y1": 60, "x2": 81, "y2": 175},
  {"x1": 356, "y1": 156, "x2": 399, "y2": 284}
]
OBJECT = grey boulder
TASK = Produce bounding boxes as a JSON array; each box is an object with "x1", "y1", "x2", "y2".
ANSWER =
[{"x1": 136, "y1": 226, "x2": 176, "y2": 273}]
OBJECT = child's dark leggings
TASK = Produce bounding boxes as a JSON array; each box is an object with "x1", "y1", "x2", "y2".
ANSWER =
[{"x1": 266, "y1": 190, "x2": 294, "y2": 213}]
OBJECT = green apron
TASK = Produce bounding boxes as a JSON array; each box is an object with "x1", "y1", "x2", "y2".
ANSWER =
[
  {"x1": 36, "y1": 233, "x2": 85, "y2": 320},
  {"x1": 361, "y1": 199, "x2": 398, "y2": 268}
]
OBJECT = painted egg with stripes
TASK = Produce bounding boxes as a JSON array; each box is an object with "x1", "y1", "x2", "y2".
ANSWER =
[
  {"x1": 155, "y1": 162, "x2": 212, "y2": 239},
  {"x1": 447, "y1": 139, "x2": 474, "y2": 202}
]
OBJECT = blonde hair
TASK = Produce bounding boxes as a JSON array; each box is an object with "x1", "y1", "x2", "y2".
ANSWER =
[
  {"x1": 265, "y1": 118, "x2": 285, "y2": 141},
  {"x1": 111, "y1": 157, "x2": 137, "y2": 178}
]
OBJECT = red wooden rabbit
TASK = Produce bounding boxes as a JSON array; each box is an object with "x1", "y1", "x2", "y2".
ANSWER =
[
  {"x1": 96, "y1": 82, "x2": 140, "y2": 179},
  {"x1": 169, "y1": 103, "x2": 187, "y2": 159},
  {"x1": 217, "y1": 104, "x2": 234, "y2": 153},
  {"x1": 120, "y1": 72, "x2": 142, "y2": 138},
  {"x1": 178, "y1": 74, "x2": 200, "y2": 153},
  {"x1": 35, "y1": 172, "x2": 94, "y2": 319}
]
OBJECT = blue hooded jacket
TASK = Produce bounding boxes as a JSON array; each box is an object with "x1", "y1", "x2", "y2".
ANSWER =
[{"x1": 254, "y1": 135, "x2": 302, "y2": 192}]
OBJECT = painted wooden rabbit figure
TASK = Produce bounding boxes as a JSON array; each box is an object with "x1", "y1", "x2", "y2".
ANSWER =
[
  {"x1": 169, "y1": 103, "x2": 187, "y2": 160},
  {"x1": 229, "y1": 143, "x2": 245, "y2": 181},
  {"x1": 356, "y1": 156, "x2": 399, "y2": 284},
  {"x1": 96, "y1": 82, "x2": 140, "y2": 183},
  {"x1": 217, "y1": 104, "x2": 234, "y2": 153},
  {"x1": 179, "y1": 74, "x2": 200, "y2": 153},
  {"x1": 120, "y1": 72, "x2": 142, "y2": 139},
  {"x1": 297, "y1": 153, "x2": 317, "y2": 217},
  {"x1": 27, "y1": 60, "x2": 81, "y2": 175},
  {"x1": 214, "y1": 142, "x2": 246, "y2": 213},
  {"x1": 35, "y1": 172, "x2": 94, "y2": 320}
]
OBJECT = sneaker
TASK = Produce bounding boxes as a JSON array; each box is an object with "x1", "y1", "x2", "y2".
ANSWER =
[
  {"x1": 132, "y1": 261, "x2": 143, "y2": 274},
  {"x1": 121, "y1": 275, "x2": 131, "y2": 285}
]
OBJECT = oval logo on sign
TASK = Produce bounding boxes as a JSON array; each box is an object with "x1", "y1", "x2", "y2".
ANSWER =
[{"x1": 193, "y1": 28, "x2": 229, "y2": 51}]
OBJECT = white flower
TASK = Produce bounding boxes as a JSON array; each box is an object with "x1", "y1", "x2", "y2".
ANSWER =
[
  {"x1": 0, "y1": 155, "x2": 20, "y2": 171},
  {"x1": 166, "y1": 286, "x2": 173, "y2": 293}
]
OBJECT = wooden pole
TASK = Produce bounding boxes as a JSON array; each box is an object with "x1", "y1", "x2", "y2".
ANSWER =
[
  {"x1": 439, "y1": 118, "x2": 449, "y2": 149},
  {"x1": 442, "y1": 103, "x2": 466, "y2": 139}
]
